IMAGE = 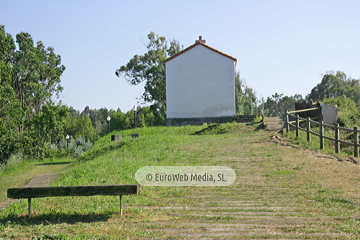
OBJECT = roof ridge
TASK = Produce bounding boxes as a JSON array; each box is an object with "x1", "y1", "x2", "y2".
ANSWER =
[{"x1": 164, "y1": 41, "x2": 237, "y2": 64}]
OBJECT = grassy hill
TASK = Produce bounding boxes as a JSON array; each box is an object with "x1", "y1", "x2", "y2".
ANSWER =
[{"x1": 1, "y1": 122, "x2": 360, "y2": 239}]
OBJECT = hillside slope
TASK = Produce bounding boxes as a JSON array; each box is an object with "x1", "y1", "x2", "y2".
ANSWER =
[{"x1": 1, "y1": 123, "x2": 360, "y2": 239}]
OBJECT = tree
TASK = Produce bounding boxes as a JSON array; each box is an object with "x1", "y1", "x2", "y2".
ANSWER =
[
  {"x1": 115, "y1": 32, "x2": 183, "y2": 105},
  {"x1": 64, "y1": 112, "x2": 96, "y2": 141},
  {"x1": 271, "y1": 93, "x2": 284, "y2": 114},
  {"x1": 26, "y1": 102, "x2": 68, "y2": 158},
  {"x1": 262, "y1": 97, "x2": 278, "y2": 117},
  {"x1": 81, "y1": 106, "x2": 90, "y2": 117},
  {"x1": 280, "y1": 95, "x2": 297, "y2": 113},
  {"x1": 12, "y1": 31, "x2": 65, "y2": 121},
  {"x1": 293, "y1": 94, "x2": 304, "y2": 101},
  {"x1": 0, "y1": 84, "x2": 23, "y2": 162},
  {"x1": 74, "y1": 116, "x2": 96, "y2": 141},
  {"x1": 235, "y1": 72, "x2": 259, "y2": 115},
  {"x1": 109, "y1": 111, "x2": 131, "y2": 131},
  {"x1": 261, "y1": 93, "x2": 298, "y2": 117},
  {"x1": 0, "y1": 25, "x2": 67, "y2": 163},
  {"x1": 64, "y1": 113, "x2": 78, "y2": 138},
  {"x1": 149, "y1": 103, "x2": 166, "y2": 126},
  {"x1": 307, "y1": 71, "x2": 360, "y2": 104},
  {"x1": 235, "y1": 72, "x2": 242, "y2": 113}
]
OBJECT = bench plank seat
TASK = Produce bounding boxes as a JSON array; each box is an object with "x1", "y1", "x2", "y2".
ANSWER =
[
  {"x1": 8, "y1": 184, "x2": 140, "y2": 198},
  {"x1": 7, "y1": 184, "x2": 141, "y2": 217}
]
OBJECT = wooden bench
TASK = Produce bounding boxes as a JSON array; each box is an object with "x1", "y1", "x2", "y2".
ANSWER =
[{"x1": 7, "y1": 184, "x2": 141, "y2": 218}]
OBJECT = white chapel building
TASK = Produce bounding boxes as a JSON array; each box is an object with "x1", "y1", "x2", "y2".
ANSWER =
[{"x1": 164, "y1": 36, "x2": 237, "y2": 126}]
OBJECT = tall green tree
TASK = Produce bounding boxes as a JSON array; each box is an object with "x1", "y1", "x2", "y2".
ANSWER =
[
  {"x1": 64, "y1": 113, "x2": 96, "y2": 141},
  {"x1": 0, "y1": 84, "x2": 23, "y2": 162},
  {"x1": 25, "y1": 102, "x2": 68, "y2": 158},
  {"x1": 261, "y1": 93, "x2": 299, "y2": 117},
  {"x1": 235, "y1": 72, "x2": 258, "y2": 115},
  {"x1": 115, "y1": 32, "x2": 183, "y2": 105},
  {"x1": 109, "y1": 111, "x2": 131, "y2": 131},
  {"x1": 0, "y1": 25, "x2": 67, "y2": 163},
  {"x1": 74, "y1": 116, "x2": 95, "y2": 141},
  {"x1": 12, "y1": 31, "x2": 65, "y2": 120},
  {"x1": 307, "y1": 71, "x2": 360, "y2": 104}
]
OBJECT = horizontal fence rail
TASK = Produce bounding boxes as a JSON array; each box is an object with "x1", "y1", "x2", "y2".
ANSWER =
[
  {"x1": 285, "y1": 108, "x2": 359, "y2": 157},
  {"x1": 287, "y1": 107, "x2": 319, "y2": 114}
]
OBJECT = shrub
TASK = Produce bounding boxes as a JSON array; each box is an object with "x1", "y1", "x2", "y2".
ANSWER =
[
  {"x1": 0, "y1": 153, "x2": 24, "y2": 172},
  {"x1": 74, "y1": 147, "x2": 84, "y2": 158}
]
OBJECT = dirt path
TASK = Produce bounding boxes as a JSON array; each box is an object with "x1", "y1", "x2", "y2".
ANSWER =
[
  {"x1": 264, "y1": 117, "x2": 285, "y2": 131},
  {"x1": 0, "y1": 174, "x2": 58, "y2": 211}
]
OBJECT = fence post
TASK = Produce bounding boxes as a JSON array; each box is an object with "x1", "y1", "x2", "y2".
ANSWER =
[
  {"x1": 335, "y1": 123, "x2": 340, "y2": 153},
  {"x1": 306, "y1": 117, "x2": 311, "y2": 142},
  {"x1": 320, "y1": 121, "x2": 324, "y2": 149},
  {"x1": 354, "y1": 127, "x2": 358, "y2": 157},
  {"x1": 286, "y1": 110, "x2": 289, "y2": 133},
  {"x1": 295, "y1": 114, "x2": 299, "y2": 137}
]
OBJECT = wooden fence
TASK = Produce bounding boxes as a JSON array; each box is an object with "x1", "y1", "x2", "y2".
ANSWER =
[
  {"x1": 295, "y1": 101, "x2": 320, "y2": 119},
  {"x1": 286, "y1": 108, "x2": 359, "y2": 157}
]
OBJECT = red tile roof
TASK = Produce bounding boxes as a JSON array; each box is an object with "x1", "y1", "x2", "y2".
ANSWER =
[{"x1": 163, "y1": 41, "x2": 237, "y2": 64}]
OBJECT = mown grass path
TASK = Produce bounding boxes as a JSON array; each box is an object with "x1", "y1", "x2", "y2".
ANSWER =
[
  {"x1": 1, "y1": 123, "x2": 360, "y2": 239},
  {"x1": 0, "y1": 174, "x2": 58, "y2": 211},
  {"x1": 0, "y1": 159, "x2": 72, "y2": 204},
  {"x1": 125, "y1": 126, "x2": 360, "y2": 239}
]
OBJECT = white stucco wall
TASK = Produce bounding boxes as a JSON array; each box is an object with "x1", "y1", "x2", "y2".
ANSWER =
[{"x1": 166, "y1": 44, "x2": 236, "y2": 119}]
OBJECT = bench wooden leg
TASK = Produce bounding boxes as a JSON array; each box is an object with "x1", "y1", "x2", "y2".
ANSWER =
[
  {"x1": 28, "y1": 198, "x2": 31, "y2": 218},
  {"x1": 119, "y1": 195, "x2": 123, "y2": 215}
]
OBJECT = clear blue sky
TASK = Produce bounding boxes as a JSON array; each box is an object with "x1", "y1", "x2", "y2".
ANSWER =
[{"x1": 2, "y1": 0, "x2": 360, "y2": 113}]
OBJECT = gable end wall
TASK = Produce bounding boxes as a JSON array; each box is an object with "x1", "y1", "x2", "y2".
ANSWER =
[{"x1": 166, "y1": 45, "x2": 235, "y2": 119}]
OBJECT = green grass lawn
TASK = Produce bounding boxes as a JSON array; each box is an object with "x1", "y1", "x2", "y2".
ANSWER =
[
  {"x1": 0, "y1": 158, "x2": 73, "y2": 204},
  {"x1": 1, "y1": 122, "x2": 360, "y2": 239}
]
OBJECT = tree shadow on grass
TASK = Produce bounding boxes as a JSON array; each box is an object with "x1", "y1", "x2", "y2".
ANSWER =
[
  {"x1": 78, "y1": 141, "x2": 126, "y2": 161},
  {"x1": 269, "y1": 137, "x2": 302, "y2": 150},
  {"x1": 36, "y1": 161, "x2": 72, "y2": 166},
  {"x1": 191, "y1": 124, "x2": 220, "y2": 135},
  {"x1": 253, "y1": 123, "x2": 266, "y2": 131},
  {"x1": 245, "y1": 120, "x2": 264, "y2": 126},
  {"x1": 0, "y1": 212, "x2": 114, "y2": 225}
]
